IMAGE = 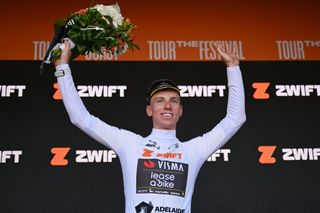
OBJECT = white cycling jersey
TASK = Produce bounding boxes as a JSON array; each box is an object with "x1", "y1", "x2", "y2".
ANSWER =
[{"x1": 56, "y1": 65, "x2": 246, "y2": 213}]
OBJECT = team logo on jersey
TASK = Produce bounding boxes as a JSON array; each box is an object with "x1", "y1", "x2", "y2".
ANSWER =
[
  {"x1": 136, "y1": 159, "x2": 188, "y2": 197},
  {"x1": 154, "y1": 206, "x2": 186, "y2": 213},
  {"x1": 145, "y1": 140, "x2": 180, "y2": 150},
  {"x1": 135, "y1": 201, "x2": 154, "y2": 213},
  {"x1": 142, "y1": 149, "x2": 183, "y2": 159},
  {"x1": 146, "y1": 140, "x2": 160, "y2": 149}
]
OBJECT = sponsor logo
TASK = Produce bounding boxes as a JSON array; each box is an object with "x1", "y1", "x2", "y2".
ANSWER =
[
  {"x1": 142, "y1": 149, "x2": 183, "y2": 159},
  {"x1": 179, "y1": 85, "x2": 226, "y2": 97},
  {"x1": 276, "y1": 40, "x2": 305, "y2": 60},
  {"x1": 84, "y1": 48, "x2": 118, "y2": 61},
  {"x1": 50, "y1": 148, "x2": 117, "y2": 166},
  {"x1": 135, "y1": 201, "x2": 154, "y2": 213},
  {"x1": 198, "y1": 40, "x2": 245, "y2": 61},
  {"x1": 258, "y1": 146, "x2": 277, "y2": 164},
  {"x1": 147, "y1": 40, "x2": 245, "y2": 61},
  {"x1": 154, "y1": 206, "x2": 185, "y2": 213},
  {"x1": 33, "y1": 41, "x2": 118, "y2": 61},
  {"x1": 143, "y1": 149, "x2": 154, "y2": 157},
  {"x1": 137, "y1": 159, "x2": 188, "y2": 197},
  {"x1": 0, "y1": 150, "x2": 22, "y2": 163},
  {"x1": 75, "y1": 150, "x2": 117, "y2": 163},
  {"x1": 53, "y1": 83, "x2": 127, "y2": 100},
  {"x1": 147, "y1": 40, "x2": 176, "y2": 60},
  {"x1": 252, "y1": 82, "x2": 270, "y2": 99},
  {"x1": 258, "y1": 146, "x2": 320, "y2": 164},
  {"x1": 144, "y1": 160, "x2": 156, "y2": 168},
  {"x1": 0, "y1": 85, "x2": 26, "y2": 97},
  {"x1": 276, "y1": 40, "x2": 320, "y2": 60},
  {"x1": 275, "y1": 85, "x2": 320, "y2": 97},
  {"x1": 252, "y1": 83, "x2": 320, "y2": 99},
  {"x1": 282, "y1": 148, "x2": 320, "y2": 161},
  {"x1": 53, "y1": 83, "x2": 62, "y2": 100},
  {"x1": 207, "y1": 149, "x2": 231, "y2": 162},
  {"x1": 50, "y1": 147, "x2": 70, "y2": 166},
  {"x1": 135, "y1": 202, "x2": 185, "y2": 213},
  {"x1": 33, "y1": 41, "x2": 50, "y2": 60}
]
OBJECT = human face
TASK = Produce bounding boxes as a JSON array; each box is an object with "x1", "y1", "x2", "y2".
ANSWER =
[{"x1": 146, "y1": 90, "x2": 183, "y2": 130}]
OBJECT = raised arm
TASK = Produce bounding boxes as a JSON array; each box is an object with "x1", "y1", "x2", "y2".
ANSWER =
[
  {"x1": 188, "y1": 42, "x2": 246, "y2": 161},
  {"x1": 214, "y1": 42, "x2": 246, "y2": 134},
  {"x1": 53, "y1": 41, "x2": 140, "y2": 153}
]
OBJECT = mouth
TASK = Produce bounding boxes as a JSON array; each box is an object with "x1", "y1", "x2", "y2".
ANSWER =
[{"x1": 161, "y1": 113, "x2": 173, "y2": 118}]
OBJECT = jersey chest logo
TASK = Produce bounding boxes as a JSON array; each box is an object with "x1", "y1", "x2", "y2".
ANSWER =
[
  {"x1": 142, "y1": 148, "x2": 183, "y2": 160},
  {"x1": 136, "y1": 158, "x2": 188, "y2": 197}
]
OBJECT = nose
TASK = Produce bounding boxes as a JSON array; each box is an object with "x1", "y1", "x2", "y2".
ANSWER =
[{"x1": 164, "y1": 100, "x2": 172, "y2": 109}]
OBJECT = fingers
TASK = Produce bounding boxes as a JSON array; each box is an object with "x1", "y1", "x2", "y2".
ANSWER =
[
  {"x1": 214, "y1": 41, "x2": 229, "y2": 59},
  {"x1": 213, "y1": 41, "x2": 224, "y2": 55},
  {"x1": 62, "y1": 40, "x2": 72, "y2": 57},
  {"x1": 232, "y1": 42, "x2": 237, "y2": 56},
  {"x1": 225, "y1": 42, "x2": 229, "y2": 53},
  {"x1": 64, "y1": 40, "x2": 70, "y2": 50},
  {"x1": 62, "y1": 39, "x2": 71, "y2": 52},
  {"x1": 53, "y1": 40, "x2": 72, "y2": 66},
  {"x1": 213, "y1": 41, "x2": 240, "y2": 67}
]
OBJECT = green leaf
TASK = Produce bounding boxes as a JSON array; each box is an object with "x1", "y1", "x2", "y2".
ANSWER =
[
  {"x1": 54, "y1": 19, "x2": 66, "y2": 33},
  {"x1": 120, "y1": 32, "x2": 128, "y2": 40},
  {"x1": 104, "y1": 16, "x2": 114, "y2": 26},
  {"x1": 78, "y1": 15, "x2": 88, "y2": 27},
  {"x1": 67, "y1": 29, "x2": 82, "y2": 42},
  {"x1": 93, "y1": 31, "x2": 103, "y2": 40},
  {"x1": 92, "y1": 44, "x2": 101, "y2": 55},
  {"x1": 86, "y1": 30, "x2": 93, "y2": 41},
  {"x1": 81, "y1": 30, "x2": 87, "y2": 43},
  {"x1": 132, "y1": 43, "x2": 140, "y2": 50},
  {"x1": 77, "y1": 43, "x2": 88, "y2": 54},
  {"x1": 71, "y1": 48, "x2": 80, "y2": 60}
]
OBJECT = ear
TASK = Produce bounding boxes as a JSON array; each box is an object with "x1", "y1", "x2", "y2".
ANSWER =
[
  {"x1": 179, "y1": 104, "x2": 183, "y2": 117},
  {"x1": 146, "y1": 105, "x2": 152, "y2": 117}
]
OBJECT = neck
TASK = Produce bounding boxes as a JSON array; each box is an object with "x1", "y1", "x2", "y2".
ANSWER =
[
  {"x1": 147, "y1": 128, "x2": 179, "y2": 146},
  {"x1": 150, "y1": 128, "x2": 176, "y2": 138}
]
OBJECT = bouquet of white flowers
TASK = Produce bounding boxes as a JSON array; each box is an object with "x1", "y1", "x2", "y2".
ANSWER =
[{"x1": 40, "y1": 3, "x2": 139, "y2": 73}]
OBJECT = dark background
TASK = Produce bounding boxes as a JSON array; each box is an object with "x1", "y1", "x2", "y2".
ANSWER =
[{"x1": 1, "y1": 61, "x2": 319, "y2": 213}]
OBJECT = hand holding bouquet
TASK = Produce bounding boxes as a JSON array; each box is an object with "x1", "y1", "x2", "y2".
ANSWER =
[{"x1": 41, "y1": 3, "x2": 139, "y2": 72}]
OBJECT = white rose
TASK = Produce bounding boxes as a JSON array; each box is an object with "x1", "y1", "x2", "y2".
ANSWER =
[{"x1": 94, "y1": 4, "x2": 124, "y2": 28}]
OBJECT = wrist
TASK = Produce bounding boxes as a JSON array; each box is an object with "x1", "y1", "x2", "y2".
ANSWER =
[
  {"x1": 55, "y1": 64, "x2": 71, "y2": 78},
  {"x1": 227, "y1": 65, "x2": 240, "y2": 72},
  {"x1": 226, "y1": 62, "x2": 239, "y2": 67},
  {"x1": 55, "y1": 64, "x2": 70, "y2": 71}
]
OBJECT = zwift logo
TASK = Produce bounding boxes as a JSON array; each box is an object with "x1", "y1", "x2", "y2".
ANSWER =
[
  {"x1": 0, "y1": 150, "x2": 22, "y2": 163},
  {"x1": 0, "y1": 85, "x2": 26, "y2": 97},
  {"x1": 258, "y1": 146, "x2": 320, "y2": 164},
  {"x1": 178, "y1": 85, "x2": 226, "y2": 97},
  {"x1": 252, "y1": 82, "x2": 320, "y2": 99},
  {"x1": 53, "y1": 83, "x2": 127, "y2": 100},
  {"x1": 50, "y1": 148, "x2": 117, "y2": 166}
]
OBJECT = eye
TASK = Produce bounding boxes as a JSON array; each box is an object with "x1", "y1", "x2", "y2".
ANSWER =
[
  {"x1": 171, "y1": 98, "x2": 180, "y2": 104},
  {"x1": 155, "y1": 98, "x2": 165, "y2": 104}
]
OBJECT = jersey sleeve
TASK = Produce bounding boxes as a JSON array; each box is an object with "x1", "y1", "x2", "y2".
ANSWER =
[
  {"x1": 56, "y1": 66, "x2": 141, "y2": 154},
  {"x1": 186, "y1": 66, "x2": 246, "y2": 162}
]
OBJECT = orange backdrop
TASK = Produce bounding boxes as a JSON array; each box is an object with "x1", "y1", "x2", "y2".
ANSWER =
[{"x1": 1, "y1": 0, "x2": 320, "y2": 60}]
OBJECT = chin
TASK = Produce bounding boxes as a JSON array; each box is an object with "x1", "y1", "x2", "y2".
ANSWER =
[{"x1": 159, "y1": 124, "x2": 176, "y2": 130}]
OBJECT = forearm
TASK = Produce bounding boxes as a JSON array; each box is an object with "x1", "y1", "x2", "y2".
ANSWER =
[
  {"x1": 220, "y1": 65, "x2": 246, "y2": 134},
  {"x1": 55, "y1": 65, "x2": 138, "y2": 152},
  {"x1": 56, "y1": 64, "x2": 93, "y2": 130}
]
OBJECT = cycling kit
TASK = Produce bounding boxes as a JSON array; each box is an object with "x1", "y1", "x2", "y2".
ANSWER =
[{"x1": 56, "y1": 64, "x2": 246, "y2": 213}]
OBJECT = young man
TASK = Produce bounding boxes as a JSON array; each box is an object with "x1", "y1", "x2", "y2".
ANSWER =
[{"x1": 54, "y1": 41, "x2": 246, "y2": 213}]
